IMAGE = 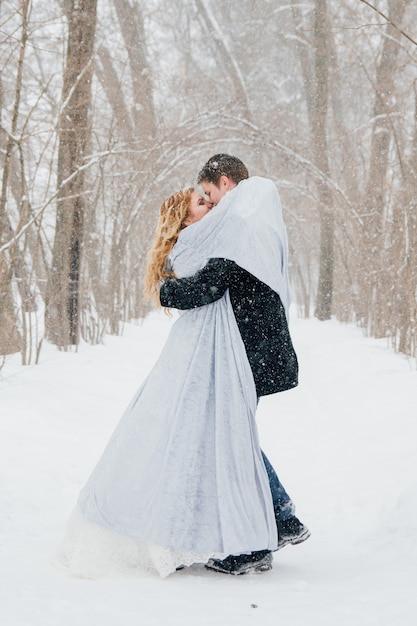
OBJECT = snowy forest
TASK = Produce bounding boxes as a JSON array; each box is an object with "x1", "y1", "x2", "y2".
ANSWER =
[{"x1": 1, "y1": 0, "x2": 417, "y2": 364}]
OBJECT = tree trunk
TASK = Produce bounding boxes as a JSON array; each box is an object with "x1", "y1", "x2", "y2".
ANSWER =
[
  {"x1": 397, "y1": 80, "x2": 417, "y2": 354},
  {"x1": 312, "y1": 0, "x2": 334, "y2": 321},
  {"x1": 113, "y1": 0, "x2": 156, "y2": 139},
  {"x1": 0, "y1": 0, "x2": 30, "y2": 355},
  {"x1": 358, "y1": 0, "x2": 407, "y2": 332},
  {"x1": 95, "y1": 44, "x2": 134, "y2": 142},
  {"x1": 194, "y1": 0, "x2": 252, "y2": 119},
  {"x1": 45, "y1": 0, "x2": 97, "y2": 347}
]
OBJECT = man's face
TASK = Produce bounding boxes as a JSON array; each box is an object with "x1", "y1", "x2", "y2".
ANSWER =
[{"x1": 201, "y1": 176, "x2": 236, "y2": 206}]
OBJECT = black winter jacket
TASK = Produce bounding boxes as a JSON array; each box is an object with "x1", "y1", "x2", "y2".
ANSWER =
[{"x1": 159, "y1": 258, "x2": 298, "y2": 396}]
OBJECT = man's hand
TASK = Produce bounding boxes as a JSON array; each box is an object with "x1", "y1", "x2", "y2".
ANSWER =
[{"x1": 159, "y1": 258, "x2": 236, "y2": 310}]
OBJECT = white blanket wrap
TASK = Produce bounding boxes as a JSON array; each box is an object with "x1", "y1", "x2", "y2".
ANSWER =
[{"x1": 58, "y1": 177, "x2": 288, "y2": 578}]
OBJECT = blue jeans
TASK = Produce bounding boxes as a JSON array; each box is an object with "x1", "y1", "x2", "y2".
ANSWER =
[{"x1": 262, "y1": 450, "x2": 295, "y2": 522}]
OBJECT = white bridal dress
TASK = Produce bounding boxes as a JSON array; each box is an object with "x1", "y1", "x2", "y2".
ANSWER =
[{"x1": 57, "y1": 177, "x2": 289, "y2": 577}]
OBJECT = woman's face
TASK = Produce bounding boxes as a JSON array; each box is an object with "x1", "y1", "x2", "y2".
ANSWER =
[{"x1": 183, "y1": 191, "x2": 213, "y2": 227}]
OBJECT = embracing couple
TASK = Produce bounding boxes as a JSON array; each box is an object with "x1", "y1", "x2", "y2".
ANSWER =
[{"x1": 58, "y1": 154, "x2": 310, "y2": 578}]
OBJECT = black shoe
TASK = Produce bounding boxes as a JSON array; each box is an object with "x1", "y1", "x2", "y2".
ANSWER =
[
  {"x1": 205, "y1": 550, "x2": 273, "y2": 575},
  {"x1": 277, "y1": 516, "x2": 311, "y2": 550}
]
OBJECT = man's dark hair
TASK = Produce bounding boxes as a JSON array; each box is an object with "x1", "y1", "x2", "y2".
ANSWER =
[{"x1": 197, "y1": 154, "x2": 249, "y2": 186}]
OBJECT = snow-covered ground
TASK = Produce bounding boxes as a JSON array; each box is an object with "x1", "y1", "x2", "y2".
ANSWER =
[{"x1": 1, "y1": 312, "x2": 416, "y2": 625}]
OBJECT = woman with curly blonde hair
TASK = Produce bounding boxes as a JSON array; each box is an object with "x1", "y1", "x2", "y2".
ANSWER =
[
  {"x1": 143, "y1": 187, "x2": 212, "y2": 304},
  {"x1": 59, "y1": 183, "x2": 278, "y2": 579}
]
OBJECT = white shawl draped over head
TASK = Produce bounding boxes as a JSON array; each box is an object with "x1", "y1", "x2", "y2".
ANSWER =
[
  {"x1": 170, "y1": 176, "x2": 291, "y2": 318},
  {"x1": 63, "y1": 177, "x2": 286, "y2": 578}
]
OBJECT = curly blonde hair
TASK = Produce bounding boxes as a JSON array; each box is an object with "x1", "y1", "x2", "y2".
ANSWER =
[{"x1": 143, "y1": 187, "x2": 194, "y2": 305}]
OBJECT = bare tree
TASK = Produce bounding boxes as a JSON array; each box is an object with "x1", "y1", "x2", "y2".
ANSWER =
[
  {"x1": 45, "y1": 0, "x2": 98, "y2": 346},
  {"x1": 0, "y1": 0, "x2": 30, "y2": 355},
  {"x1": 358, "y1": 0, "x2": 409, "y2": 335},
  {"x1": 311, "y1": 0, "x2": 334, "y2": 321},
  {"x1": 113, "y1": 0, "x2": 155, "y2": 139}
]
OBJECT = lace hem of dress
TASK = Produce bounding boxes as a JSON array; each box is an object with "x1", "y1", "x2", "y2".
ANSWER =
[{"x1": 54, "y1": 508, "x2": 225, "y2": 578}]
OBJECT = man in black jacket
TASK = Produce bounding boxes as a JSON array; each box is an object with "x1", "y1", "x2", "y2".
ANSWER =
[{"x1": 160, "y1": 154, "x2": 310, "y2": 575}]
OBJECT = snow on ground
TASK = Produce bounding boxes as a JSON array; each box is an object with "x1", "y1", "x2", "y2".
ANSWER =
[{"x1": 1, "y1": 312, "x2": 416, "y2": 625}]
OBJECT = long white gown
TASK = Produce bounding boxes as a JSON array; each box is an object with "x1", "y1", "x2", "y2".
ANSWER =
[{"x1": 57, "y1": 177, "x2": 288, "y2": 577}]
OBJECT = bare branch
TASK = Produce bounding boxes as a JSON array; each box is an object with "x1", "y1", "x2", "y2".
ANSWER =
[
  {"x1": 0, "y1": 152, "x2": 108, "y2": 255},
  {"x1": 359, "y1": 0, "x2": 417, "y2": 47}
]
